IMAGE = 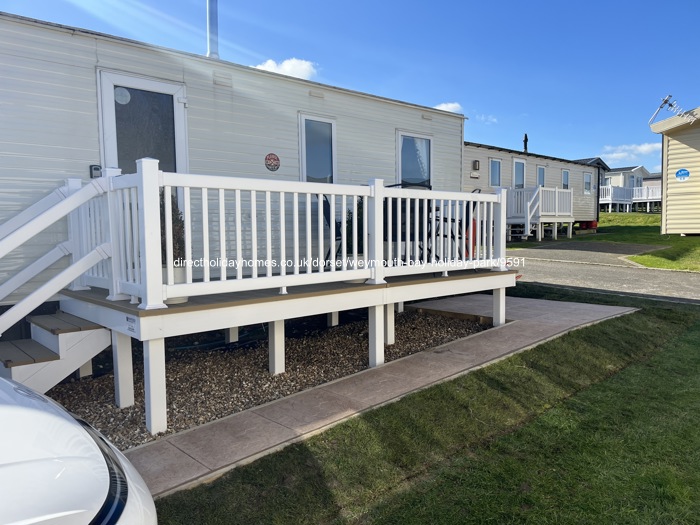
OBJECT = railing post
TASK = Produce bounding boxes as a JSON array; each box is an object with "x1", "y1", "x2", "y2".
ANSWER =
[
  {"x1": 105, "y1": 168, "x2": 130, "y2": 301},
  {"x1": 66, "y1": 179, "x2": 90, "y2": 291},
  {"x1": 366, "y1": 179, "x2": 386, "y2": 284},
  {"x1": 136, "y1": 158, "x2": 167, "y2": 310},
  {"x1": 493, "y1": 188, "x2": 508, "y2": 271}
]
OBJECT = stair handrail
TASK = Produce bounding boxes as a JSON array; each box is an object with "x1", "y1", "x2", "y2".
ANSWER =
[
  {"x1": 0, "y1": 243, "x2": 112, "y2": 337},
  {"x1": 0, "y1": 186, "x2": 72, "y2": 241},
  {"x1": 0, "y1": 241, "x2": 72, "y2": 303},
  {"x1": 0, "y1": 178, "x2": 108, "y2": 259},
  {"x1": 526, "y1": 186, "x2": 541, "y2": 226},
  {"x1": 0, "y1": 178, "x2": 111, "y2": 335}
]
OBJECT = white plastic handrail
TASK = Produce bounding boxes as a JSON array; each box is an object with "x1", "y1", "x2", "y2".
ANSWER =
[
  {"x1": 0, "y1": 179, "x2": 108, "y2": 258},
  {"x1": 0, "y1": 242, "x2": 72, "y2": 303},
  {"x1": 0, "y1": 243, "x2": 112, "y2": 336}
]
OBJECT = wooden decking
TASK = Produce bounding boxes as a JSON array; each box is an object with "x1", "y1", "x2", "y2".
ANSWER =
[
  {"x1": 59, "y1": 268, "x2": 517, "y2": 434},
  {"x1": 0, "y1": 339, "x2": 58, "y2": 368}
]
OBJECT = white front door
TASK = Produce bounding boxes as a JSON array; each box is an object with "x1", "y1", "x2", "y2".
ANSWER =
[{"x1": 99, "y1": 71, "x2": 188, "y2": 174}]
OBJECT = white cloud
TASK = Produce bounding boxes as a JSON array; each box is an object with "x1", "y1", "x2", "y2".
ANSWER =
[
  {"x1": 476, "y1": 114, "x2": 498, "y2": 125},
  {"x1": 253, "y1": 58, "x2": 317, "y2": 80},
  {"x1": 433, "y1": 102, "x2": 463, "y2": 113},
  {"x1": 600, "y1": 143, "x2": 661, "y2": 163}
]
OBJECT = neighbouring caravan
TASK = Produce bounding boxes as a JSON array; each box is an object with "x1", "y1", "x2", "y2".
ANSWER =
[
  {"x1": 462, "y1": 142, "x2": 609, "y2": 240},
  {"x1": 651, "y1": 107, "x2": 700, "y2": 234},
  {"x1": 599, "y1": 166, "x2": 661, "y2": 213},
  {"x1": 0, "y1": 12, "x2": 465, "y2": 306}
]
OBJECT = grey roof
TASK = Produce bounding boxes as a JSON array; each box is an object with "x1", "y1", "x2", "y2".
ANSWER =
[
  {"x1": 465, "y1": 142, "x2": 609, "y2": 169},
  {"x1": 574, "y1": 157, "x2": 611, "y2": 170},
  {"x1": 607, "y1": 166, "x2": 641, "y2": 173}
]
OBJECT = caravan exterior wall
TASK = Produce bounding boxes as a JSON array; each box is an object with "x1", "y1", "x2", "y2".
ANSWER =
[
  {"x1": 461, "y1": 142, "x2": 598, "y2": 222},
  {"x1": 0, "y1": 13, "x2": 464, "y2": 304},
  {"x1": 660, "y1": 125, "x2": 700, "y2": 234}
]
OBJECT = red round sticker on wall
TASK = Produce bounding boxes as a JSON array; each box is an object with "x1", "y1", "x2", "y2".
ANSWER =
[{"x1": 265, "y1": 153, "x2": 280, "y2": 172}]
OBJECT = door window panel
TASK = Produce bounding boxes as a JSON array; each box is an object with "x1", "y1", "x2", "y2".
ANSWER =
[{"x1": 114, "y1": 86, "x2": 176, "y2": 174}]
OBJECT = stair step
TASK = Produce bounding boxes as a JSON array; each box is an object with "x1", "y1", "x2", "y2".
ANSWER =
[
  {"x1": 28, "y1": 312, "x2": 103, "y2": 335},
  {"x1": 0, "y1": 339, "x2": 59, "y2": 368}
]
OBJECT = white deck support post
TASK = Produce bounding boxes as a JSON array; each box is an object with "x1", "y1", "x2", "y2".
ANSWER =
[
  {"x1": 77, "y1": 361, "x2": 93, "y2": 379},
  {"x1": 143, "y1": 337, "x2": 167, "y2": 434},
  {"x1": 136, "y1": 158, "x2": 167, "y2": 310},
  {"x1": 327, "y1": 311, "x2": 339, "y2": 327},
  {"x1": 225, "y1": 327, "x2": 239, "y2": 343},
  {"x1": 492, "y1": 188, "x2": 508, "y2": 327},
  {"x1": 493, "y1": 287, "x2": 506, "y2": 327},
  {"x1": 105, "y1": 168, "x2": 130, "y2": 301},
  {"x1": 269, "y1": 319, "x2": 285, "y2": 375},
  {"x1": 368, "y1": 304, "x2": 385, "y2": 367},
  {"x1": 384, "y1": 303, "x2": 395, "y2": 345},
  {"x1": 366, "y1": 179, "x2": 386, "y2": 285},
  {"x1": 112, "y1": 331, "x2": 134, "y2": 408}
]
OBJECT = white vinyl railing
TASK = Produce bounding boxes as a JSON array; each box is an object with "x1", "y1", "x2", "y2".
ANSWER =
[
  {"x1": 632, "y1": 186, "x2": 662, "y2": 201},
  {"x1": 0, "y1": 158, "x2": 510, "y2": 316},
  {"x1": 600, "y1": 185, "x2": 633, "y2": 203},
  {"x1": 0, "y1": 178, "x2": 111, "y2": 335},
  {"x1": 540, "y1": 187, "x2": 573, "y2": 216},
  {"x1": 109, "y1": 159, "x2": 508, "y2": 309},
  {"x1": 507, "y1": 187, "x2": 573, "y2": 223}
]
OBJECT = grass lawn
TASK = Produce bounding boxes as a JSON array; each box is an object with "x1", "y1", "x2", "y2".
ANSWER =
[
  {"x1": 509, "y1": 212, "x2": 700, "y2": 272},
  {"x1": 156, "y1": 285, "x2": 700, "y2": 524}
]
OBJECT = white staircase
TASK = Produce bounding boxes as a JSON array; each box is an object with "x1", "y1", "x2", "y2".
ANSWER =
[
  {"x1": 0, "y1": 311, "x2": 110, "y2": 393},
  {"x1": 0, "y1": 178, "x2": 113, "y2": 393},
  {"x1": 506, "y1": 221, "x2": 537, "y2": 241}
]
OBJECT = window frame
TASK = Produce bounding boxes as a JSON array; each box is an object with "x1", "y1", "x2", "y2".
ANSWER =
[
  {"x1": 396, "y1": 131, "x2": 433, "y2": 187},
  {"x1": 513, "y1": 158, "x2": 526, "y2": 189},
  {"x1": 562, "y1": 169, "x2": 570, "y2": 190},
  {"x1": 489, "y1": 158, "x2": 502, "y2": 187},
  {"x1": 299, "y1": 113, "x2": 337, "y2": 183},
  {"x1": 584, "y1": 172, "x2": 592, "y2": 194},
  {"x1": 98, "y1": 69, "x2": 190, "y2": 173},
  {"x1": 536, "y1": 165, "x2": 546, "y2": 187}
]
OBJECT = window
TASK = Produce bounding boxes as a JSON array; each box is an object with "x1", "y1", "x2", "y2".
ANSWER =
[
  {"x1": 300, "y1": 115, "x2": 336, "y2": 183},
  {"x1": 604, "y1": 176, "x2": 611, "y2": 187},
  {"x1": 584, "y1": 172, "x2": 592, "y2": 194},
  {"x1": 562, "y1": 169, "x2": 570, "y2": 189},
  {"x1": 398, "y1": 132, "x2": 431, "y2": 187},
  {"x1": 489, "y1": 158, "x2": 501, "y2": 187},
  {"x1": 537, "y1": 165, "x2": 546, "y2": 187},
  {"x1": 513, "y1": 159, "x2": 526, "y2": 189}
]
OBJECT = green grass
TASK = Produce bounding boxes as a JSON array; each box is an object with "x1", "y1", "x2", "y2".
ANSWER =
[
  {"x1": 509, "y1": 212, "x2": 700, "y2": 272},
  {"x1": 156, "y1": 285, "x2": 700, "y2": 524}
]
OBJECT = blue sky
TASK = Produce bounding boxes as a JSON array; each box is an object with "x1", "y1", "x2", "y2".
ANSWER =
[{"x1": 2, "y1": 0, "x2": 698, "y2": 172}]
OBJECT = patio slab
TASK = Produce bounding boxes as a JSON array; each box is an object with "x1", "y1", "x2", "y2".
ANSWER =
[{"x1": 125, "y1": 293, "x2": 636, "y2": 498}]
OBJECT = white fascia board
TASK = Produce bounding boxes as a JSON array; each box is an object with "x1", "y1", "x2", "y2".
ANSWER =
[{"x1": 651, "y1": 106, "x2": 700, "y2": 134}]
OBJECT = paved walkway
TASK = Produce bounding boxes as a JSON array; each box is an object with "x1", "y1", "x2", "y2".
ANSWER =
[
  {"x1": 125, "y1": 294, "x2": 636, "y2": 498},
  {"x1": 508, "y1": 241, "x2": 700, "y2": 304}
]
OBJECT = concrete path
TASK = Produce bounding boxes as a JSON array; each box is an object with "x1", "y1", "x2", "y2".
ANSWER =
[
  {"x1": 508, "y1": 242, "x2": 700, "y2": 304},
  {"x1": 125, "y1": 294, "x2": 636, "y2": 498}
]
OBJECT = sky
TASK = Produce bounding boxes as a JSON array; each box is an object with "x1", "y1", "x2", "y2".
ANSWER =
[{"x1": 2, "y1": 0, "x2": 698, "y2": 173}]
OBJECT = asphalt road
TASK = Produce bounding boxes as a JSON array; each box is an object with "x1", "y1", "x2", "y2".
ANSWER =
[{"x1": 507, "y1": 241, "x2": 700, "y2": 304}]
